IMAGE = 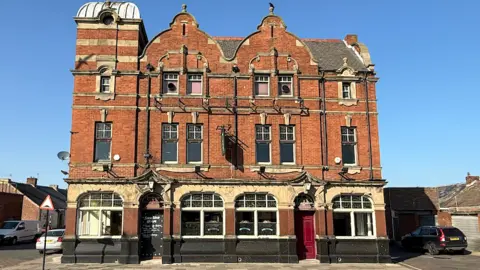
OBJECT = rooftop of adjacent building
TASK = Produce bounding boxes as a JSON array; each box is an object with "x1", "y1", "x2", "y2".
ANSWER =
[{"x1": 0, "y1": 177, "x2": 67, "y2": 210}]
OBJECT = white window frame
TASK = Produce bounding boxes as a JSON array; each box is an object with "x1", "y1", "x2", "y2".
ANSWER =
[
  {"x1": 278, "y1": 76, "x2": 293, "y2": 97},
  {"x1": 235, "y1": 193, "x2": 279, "y2": 239},
  {"x1": 186, "y1": 124, "x2": 203, "y2": 164},
  {"x1": 163, "y1": 73, "x2": 179, "y2": 95},
  {"x1": 162, "y1": 123, "x2": 179, "y2": 164},
  {"x1": 187, "y1": 74, "x2": 203, "y2": 95},
  {"x1": 255, "y1": 125, "x2": 272, "y2": 165},
  {"x1": 100, "y1": 76, "x2": 111, "y2": 93},
  {"x1": 181, "y1": 193, "x2": 225, "y2": 239},
  {"x1": 342, "y1": 82, "x2": 351, "y2": 99},
  {"x1": 341, "y1": 126, "x2": 358, "y2": 166},
  {"x1": 332, "y1": 195, "x2": 376, "y2": 239},
  {"x1": 254, "y1": 75, "x2": 270, "y2": 97},
  {"x1": 77, "y1": 193, "x2": 123, "y2": 239},
  {"x1": 279, "y1": 125, "x2": 296, "y2": 165}
]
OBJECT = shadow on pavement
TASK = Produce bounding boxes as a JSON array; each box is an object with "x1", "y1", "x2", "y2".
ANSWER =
[
  {"x1": 389, "y1": 242, "x2": 424, "y2": 263},
  {"x1": 0, "y1": 242, "x2": 36, "y2": 251}
]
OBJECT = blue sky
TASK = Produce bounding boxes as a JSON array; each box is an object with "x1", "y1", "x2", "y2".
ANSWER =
[{"x1": 0, "y1": 0, "x2": 478, "y2": 188}]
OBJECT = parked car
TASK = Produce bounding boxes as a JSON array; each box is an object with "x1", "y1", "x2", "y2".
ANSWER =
[
  {"x1": 0, "y1": 220, "x2": 41, "y2": 245},
  {"x1": 401, "y1": 226, "x2": 468, "y2": 255},
  {"x1": 36, "y1": 229, "x2": 65, "y2": 254}
]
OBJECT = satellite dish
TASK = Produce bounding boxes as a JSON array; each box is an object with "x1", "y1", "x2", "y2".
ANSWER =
[
  {"x1": 281, "y1": 84, "x2": 291, "y2": 93},
  {"x1": 167, "y1": 82, "x2": 177, "y2": 91},
  {"x1": 57, "y1": 151, "x2": 70, "y2": 161}
]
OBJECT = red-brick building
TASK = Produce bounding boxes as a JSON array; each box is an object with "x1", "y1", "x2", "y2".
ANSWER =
[{"x1": 63, "y1": 1, "x2": 388, "y2": 264}]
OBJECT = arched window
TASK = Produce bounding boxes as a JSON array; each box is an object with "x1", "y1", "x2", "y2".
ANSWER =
[
  {"x1": 77, "y1": 192, "x2": 123, "y2": 237},
  {"x1": 235, "y1": 193, "x2": 278, "y2": 236},
  {"x1": 332, "y1": 195, "x2": 375, "y2": 237},
  {"x1": 181, "y1": 193, "x2": 224, "y2": 236}
]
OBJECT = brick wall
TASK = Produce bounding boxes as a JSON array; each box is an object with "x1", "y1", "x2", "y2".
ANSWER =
[
  {"x1": 68, "y1": 8, "x2": 381, "y2": 184},
  {"x1": 437, "y1": 212, "x2": 452, "y2": 227},
  {"x1": 21, "y1": 197, "x2": 39, "y2": 221},
  {"x1": 0, "y1": 192, "x2": 23, "y2": 224}
]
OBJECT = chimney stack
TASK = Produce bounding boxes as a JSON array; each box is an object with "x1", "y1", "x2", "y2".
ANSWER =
[
  {"x1": 344, "y1": 34, "x2": 358, "y2": 46},
  {"x1": 26, "y1": 177, "x2": 37, "y2": 187},
  {"x1": 49, "y1": 184, "x2": 59, "y2": 191},
  {"x1": 466, "y1": 173, "x2": 479, "y2": 185}
]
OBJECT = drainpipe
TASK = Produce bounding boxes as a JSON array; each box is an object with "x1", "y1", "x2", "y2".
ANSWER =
[
  {"x1": 323, "y1": 184, "x2": 331, "y2": 263},
  {"x1": 321, "y1": 71, "x2": 328, "y2": 175},
  {"x1": 144, "y1": 72, "x2": 152, "y2": 168},
  {"x1": 363, "y1": 73, "x2": 373, "y2": 180},
  {"x1": 319, "y1": 71, "x2": 325, "y2": 181},
  {"x1": 233, "y1": 74, "x2": 238, "y2": 171}
]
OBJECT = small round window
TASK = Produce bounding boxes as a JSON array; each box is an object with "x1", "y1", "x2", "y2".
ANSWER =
[{"x1": 102, "y1": 15, "x2": 115, "y2": 25}]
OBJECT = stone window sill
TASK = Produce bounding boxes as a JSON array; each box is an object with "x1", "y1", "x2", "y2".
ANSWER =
[
  {"x1": 250, "y1": 165, "x2": 303, "y2": 174},
  {"x1": 91, "y1": 162, "x2": 112, "y2": 171},
  {"x1": 339, "y1": 99, "x2": 358, "y2": 106},
  {"x1": 95, "y1": 93, "x2": 115, "y2": 101},
  {"x1": 156, "y1": 164, "x2": 210, "y2": 173}
]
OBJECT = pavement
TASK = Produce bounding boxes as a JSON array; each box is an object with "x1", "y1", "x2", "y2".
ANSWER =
[
  {"x1": 0, "y1": 242, "x2": 42, "y2": 269},
  {"x1": 2, "y1": 255, "x2": 406, "y2": 270}
]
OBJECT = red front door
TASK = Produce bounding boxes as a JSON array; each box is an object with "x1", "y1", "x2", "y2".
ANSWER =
[{"x1": 295, "y1": 211, "x2": 316, "y2": 260}]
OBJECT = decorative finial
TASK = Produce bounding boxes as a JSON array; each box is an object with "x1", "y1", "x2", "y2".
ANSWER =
[
  {"x1": 342, "y1": 57, "x2": 348, "y2": 66},
  {"x1": 105, "y1": 0, "x2": 111, "y2": 7},
  {"x1": 182, "y1": 4, "x2": 187, "y2": 12},
  {"x1": 468, "y1": 172, "x2": 471, "y2": 176},
  {"x1": 269, "y1": 2, "x2": 275, "y2": 14}
]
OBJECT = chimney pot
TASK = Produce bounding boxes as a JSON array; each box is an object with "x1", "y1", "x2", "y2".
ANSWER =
[{"x1": 26, "y1": 177, "x2": 37, "y2": 187}]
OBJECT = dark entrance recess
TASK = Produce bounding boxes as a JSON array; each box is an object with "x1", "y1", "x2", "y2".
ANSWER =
[
  {"x1": 294, "y1": 194, "x2": 316, "y2": 260},
  {"x1": 139, "y1": 193, "x2": 164, "y2": 260}
]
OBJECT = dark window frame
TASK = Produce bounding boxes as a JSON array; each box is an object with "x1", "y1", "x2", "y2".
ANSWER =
[
  {"x1": 162, "y1": 123, "x2": 179, "y2": 163},
  {"x1": 186, "y1": 124, "x2": 203, "y2": 164},
  {"x1": 255, "y1": 124, "x2": 271, "y2": 164},
  {"x1": 279, "y1": 125, "x2": 295, "y2": 164},
  {"x1": 341, "y1": 126, "x2": 357, "y2": 165},
  {"x1": 94, "y1": 122, "x2": 112, "y2": 162}
]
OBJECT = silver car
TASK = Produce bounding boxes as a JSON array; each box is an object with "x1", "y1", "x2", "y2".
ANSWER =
[{"x1": 36, "y1": 229, "x2": 65, "y2": 254}]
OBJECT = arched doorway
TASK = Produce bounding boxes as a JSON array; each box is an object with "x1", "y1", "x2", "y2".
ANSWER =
[
  {"x1": 294, "y1": 193, "x2": 316, "y2": 260},
  {"x1": 139, "y1": 193, "x2": 164, "y2": 260}
]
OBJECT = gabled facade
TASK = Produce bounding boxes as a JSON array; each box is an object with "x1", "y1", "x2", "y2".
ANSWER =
[{"x1": 64, "y1": 1, "x2": 388, "y2": 264}]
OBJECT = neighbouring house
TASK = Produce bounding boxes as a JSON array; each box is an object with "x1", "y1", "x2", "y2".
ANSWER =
[
  {"x1": 384, "y1": 187, "x2": 439, "y2": 241},
  {"x1": 64, "y1": 1, "x2": 387, "y2": 265},
  {"x1": 0, "y1": 177, "x2": 67, "y2": 229},
  {"x1": 437, "y1": 173, "x2": 480, "y2": 251}
]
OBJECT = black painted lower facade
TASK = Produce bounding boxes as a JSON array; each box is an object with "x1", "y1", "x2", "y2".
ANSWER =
[{"x1": 62, "y1": 236, "x2": 390, "y2": 264}]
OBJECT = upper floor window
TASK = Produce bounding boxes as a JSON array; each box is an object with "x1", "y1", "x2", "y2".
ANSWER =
[
  {"x1": 162, "y1": 124, "x2": 178, "y2": 163},
  {"x1": 332, "y1": 195, "x2": 374, "y2": 237},
  {"x1": 94, "y1": 123, "x2": 112, "y2": 162},
  {"x1": 280, "y1": 125, "x2": 295, "y2": 164},
  {"x1": 187, "y1": 74, "x2": 202, "y2": 95},
  {"x1": 163, "y1": 73, "x2": 179, "y2": 94},
  {"x1": 187, "y1": 124, "x2": 203, "y2": 163},
  {"x1": 78, "y1": 192, "x2": 123, "y2": 237},
  {"x1": 255, "y1": 125, "x2": 271, "y2": 164},
  {"x1": 342, "y1": 82, "x2": 351, "y2": 99},
  {"x1": 181, "y1": 193, "x2": 224, "y2": 237},
  {"x1": 254, "y1": 75, "x2": 270, "y2": 96},
  {"x1": 278, "y1": 76, "x2": 293, "y2": 96},
  {"x1": 235, "y1": 193, "x2": 278, "y2": 237},
  {"x1": 100, "y1": 76, "x2": 111, "y2": 93},
  {"x1": 341, "y1": 127, "x2": 357, "y2": 165}
]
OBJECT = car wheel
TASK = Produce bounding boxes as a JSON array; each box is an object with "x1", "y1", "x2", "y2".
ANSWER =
[
  {"x1": 455, "y1": 249, "x2": 466, "y2": 255},
  {"x1": 10, "y1": 237, "x2": 17, "y2": 245},
  {"x1": 426, "y1": 242, "x2": 439, "y2": 255}
]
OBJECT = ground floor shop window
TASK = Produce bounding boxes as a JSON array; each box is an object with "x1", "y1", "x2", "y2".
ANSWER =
[
  {"x1": 235, "y1": 193, "x2": 278, "y2": 236},
  {"x1": 181, "y1": 193, "x2": 224, "y2": 237},
  {"x1": 77, "y1": 192, "x2": 123, "y2": 237},
  {"x1": 332, "y1": 195, "x2": 375, "y2": 237}
]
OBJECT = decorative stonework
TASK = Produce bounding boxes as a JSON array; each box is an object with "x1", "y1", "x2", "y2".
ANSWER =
[
  {"x1": 167, "y1": 111, "x2": 175, "y2": 123},
  {"x1": 283, "y1": 113, "x2": 291, "y2": 125},
  {"x1": 191, "y1": 111, "x2": 199, "y2": 124},
  {"x1": 260, "y1": 112, "x2": 267, "y2": 125},
  {"x1": 100, "y1": 109, "x2": 108, "y2": 122},
  {"x1": 345, "y1": 114, "x2": 352, "y2": 127}
]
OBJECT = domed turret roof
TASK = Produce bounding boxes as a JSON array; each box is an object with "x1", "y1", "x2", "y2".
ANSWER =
[{"x1": 76, "y1": 2, "x2": 141, "y2": 19}]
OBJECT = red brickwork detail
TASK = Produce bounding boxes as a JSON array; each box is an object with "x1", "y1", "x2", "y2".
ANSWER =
[
  {"x1": 375, "y1": 210, "x2": 387, "y2": 237},
  {"x1": 437, "y1": 212, "x2": 452, "y2": 227},
  {"x1": 123, "y1": 208, "x2": 139, "y2": 236},
  {"x1": 21, "y1": 197, "x2": 39, "y2": 221},
  {"x1": 0, "y1": 193, "x2": 23, "y2": 224}
]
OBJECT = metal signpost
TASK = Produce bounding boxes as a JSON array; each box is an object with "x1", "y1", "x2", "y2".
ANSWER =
[{"x1": 39, "y1": 195, "x2": 54, "y2": 270}]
